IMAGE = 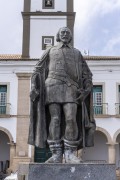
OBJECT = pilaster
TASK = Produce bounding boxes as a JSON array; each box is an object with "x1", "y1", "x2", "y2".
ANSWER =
[
  {"x1": 10, "y1": 142, "x2": 16, "y2": 169},
  {"x1": 107, "y1": 144, "x2": 117, "y2": 164},
  {"x1": 22, "y1": 0, "x2": 31, "y2": 58},
  {"x1": 12, "y1": 73, "x2": 32, "y2": 171}
]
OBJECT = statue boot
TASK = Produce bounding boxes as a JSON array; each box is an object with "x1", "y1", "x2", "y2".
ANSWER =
[
  {"x1": 64, "y1": 139, "x2": 83, "y2": 163},
  {"x1": 45, "y1": 140, "x2": 63, "y2": 163}
]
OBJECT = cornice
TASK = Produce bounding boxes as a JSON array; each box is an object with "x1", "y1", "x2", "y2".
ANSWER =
[
  {"x1": 0, "y1": 59, "x2": 38, "y2": 61},
  {"x1": 22, "y1": 11, "x2": 76, "y2": 17},
  {"x1": 84, "y1": 56, "x2": 120, "y2": 61}
]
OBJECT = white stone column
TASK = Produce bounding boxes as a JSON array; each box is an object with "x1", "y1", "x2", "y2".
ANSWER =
[
  {"x1": 16, "y1": 73, "x2": 31, "y2": 157},
  {"x1": 10, "y1": 142, "x2": 16, "y2": 169},
  {"x1": 12, "y1": 73, "x2": 32, "y2": 172},
  {"x1": 107, "y1": 143, "x2": 116, "y2": 164}
]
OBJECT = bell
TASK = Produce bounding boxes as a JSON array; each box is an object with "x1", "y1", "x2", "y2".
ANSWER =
[{"x1": 46, "y1": 0, "x2": 51, "y2": 5}]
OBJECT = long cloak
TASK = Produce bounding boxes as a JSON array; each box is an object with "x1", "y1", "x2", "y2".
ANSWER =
[{"x1": 28, "y1": 47, "x2": 96, "y2": 149}]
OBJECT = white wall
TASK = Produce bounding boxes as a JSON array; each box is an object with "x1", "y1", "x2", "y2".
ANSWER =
[
  {"x1": 0, "y1": 59, "x2": 120, "y2": 162},
  {"x1": 0, "y1": 61, "x2": 37, "y2": 142},
  {"x1": 0, "y1": 71, "x2": 18, "y2": 142},
  {"x1": 96, "y1": 118, "x2": 120, "y2": 139},
  {"x1": 31, "y1": 0, "x2": 67, "y2": 12},
  {"x1": 0, "y1": 118, "x2": 17, "y2": 142},
  {"x1": 0, "y1": 73, "x2": 18, "y2": 115},
  {"x1": 30, "y1": 16, "x2": 66, "y2": 58},
  {"x1": 87, "y1": 60, "x2": 120, "y2": 140},
  {"x1": 92, "y1": 71, "x2": 120, "y2": 115},
  {"x1": 116, "y1": 134, "x2": 120, "y2": 167},
  {"x1": 83, "y1": 131, "x2": 108, "y2": 162}
]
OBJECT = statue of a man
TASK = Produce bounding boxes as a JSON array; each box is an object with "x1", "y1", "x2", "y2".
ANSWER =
[{"x1": 28, "y1": 27, "x2": 96, "y2": 163}]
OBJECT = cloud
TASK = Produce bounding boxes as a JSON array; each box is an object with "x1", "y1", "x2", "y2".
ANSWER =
[
  {"x1": 0, "y1": 0, "x2": 120, "y2": 56},
  {"x1": 74, "y1": 0, "x2": 120, "y2": 31},
  {"x1": 0, "y1": 0, "x2": 23, "y2": 54},
  {"x1": 98, "y1": 0, "x2": 120, "y2": 15},
  {"x1": 74, "y1": 0, "x2": 120, "y2": 55},
  {"x1": 102, "y1": 33, "x2": 120, "y2": 55}
]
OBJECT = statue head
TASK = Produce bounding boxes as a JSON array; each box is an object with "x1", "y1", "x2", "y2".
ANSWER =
[{"x1": 56, "y1": 27, "x2": 72, "y2": 44}]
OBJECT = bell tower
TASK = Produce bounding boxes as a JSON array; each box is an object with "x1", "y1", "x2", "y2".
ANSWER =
[{"x1": 22, "y1": 0, "x2": 75, "y2": 58}]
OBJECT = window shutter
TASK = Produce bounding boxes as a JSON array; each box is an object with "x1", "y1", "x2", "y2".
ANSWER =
[
  {"x1": 0, "y1": 85, "x2": 7, "y2": 114},
  {"x1": 93, "y1": 85, "x2": 103, "y2": 114}
]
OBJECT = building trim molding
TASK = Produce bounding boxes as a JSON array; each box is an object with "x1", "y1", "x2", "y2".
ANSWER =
[
  {"x1": 22, "y1": 11, "x2": 76, "y2": 17},
  {"x1": 24, "y1": 0, "x2": 31, "y2": 12},
  {"x1": 67, "y1": 0, "x2": 73, "y2": 12},
  {"x1": 85, "y1": 56, "x2": 120, "y2": 61},
  {"x1": 22, "y1": 0, "x2": 31, "y2": 58},
  {"x1": 0, "y1": 56, "x2": 120, "y2": 61},
  {"x1": 22, "y1": 16, "x2": 30, "y2": 58},
  {"x1": 16, "y1": 73, "x2": 32, "y2": 78}
]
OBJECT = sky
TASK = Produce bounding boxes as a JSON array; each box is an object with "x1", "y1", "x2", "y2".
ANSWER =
[{"x1": 0, "y1": 0, "x2": 120, "y2": 56}]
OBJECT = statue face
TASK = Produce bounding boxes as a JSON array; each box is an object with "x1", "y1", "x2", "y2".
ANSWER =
[{"x1": 59, "y1": 28, "x2": 71, "y2": 44}]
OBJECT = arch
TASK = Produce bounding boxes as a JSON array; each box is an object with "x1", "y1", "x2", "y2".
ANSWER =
[
  {"x1": 0, "y1": 126, "x2": 14, "y2": 143},
  {"x1": 96, "y1": 126, "x2": 113, "y2": 144},
  {"x1": 113, "y1": 129, "x2": 120, "y2": 144}
]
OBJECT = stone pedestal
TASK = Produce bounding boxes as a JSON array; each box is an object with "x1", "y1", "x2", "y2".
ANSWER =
[{"x1": 18, "y1": 163, "x2": 116, "y2": 180}]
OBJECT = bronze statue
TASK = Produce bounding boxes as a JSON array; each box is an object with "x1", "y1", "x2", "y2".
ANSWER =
[{"x1": 28, "y1": 27, "x2": 96, "y2": 163}]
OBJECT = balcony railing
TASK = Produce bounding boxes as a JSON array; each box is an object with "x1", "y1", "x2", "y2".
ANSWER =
[
  {"x1": 0, "y1": 103, "x2": 11, "y2": 115},
  {"x1": 93, "y1": 103, "x2": 108, "y2": 115},
  {"x1": 115, "y1": 103, "x2": 120, "y2": 115}
]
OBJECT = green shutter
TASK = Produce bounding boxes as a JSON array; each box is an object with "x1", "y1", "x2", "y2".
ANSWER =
[
  {"x1": 93, "y1": 85, "x2": 103, "y2": 114},
  {"x1": 118, "y1": 85, "x2": 120, "y2": 114},
  {"x1": 0, "y1": 85, "x2": 7, "y2": 114},
  {"x1": 0, "y1": 85, "x2": 7, "y2": 92}
]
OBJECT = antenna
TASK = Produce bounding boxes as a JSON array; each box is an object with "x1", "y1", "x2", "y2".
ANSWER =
[{"x1": 83, "y1": 50, "x2": 89, "y2": 56}]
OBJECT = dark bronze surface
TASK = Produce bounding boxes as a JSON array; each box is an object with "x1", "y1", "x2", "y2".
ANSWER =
[{"x1": 28, "y1": 27, "x2": 96, "y2": 163}]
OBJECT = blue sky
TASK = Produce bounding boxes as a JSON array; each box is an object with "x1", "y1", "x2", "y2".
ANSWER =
[
  {"x1": 74, "y1": 0, "x2": 120, "y2": 56},
  {"x1": 0, "y1": 0, "x2": 120, "y2": 56}
]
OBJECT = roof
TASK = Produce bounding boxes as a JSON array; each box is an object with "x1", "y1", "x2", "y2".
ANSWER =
[
  {"x1": 0, "y1": 54, "x2": 120, "y2": 61},
  {"x1": 0, "y1": 54, "x2": 22, "y2": 59},
  {"x1": 0, "y1": 54, "x2": 38, "y2": 61},
  {"x1": 84, "y1": 56, "x2": 120, "y2": 60}
]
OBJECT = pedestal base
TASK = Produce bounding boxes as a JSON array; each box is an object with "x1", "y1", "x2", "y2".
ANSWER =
[{"x1": 18, "y1": 163, "x2": 116, "y2": 180}]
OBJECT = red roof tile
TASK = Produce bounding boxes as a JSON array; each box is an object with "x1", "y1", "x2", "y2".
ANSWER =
[
  {"x1": 84, "y1": 56, "x2": 120, "y2": 60},
  {"x1": 0, "y1": 54, "x2": 22, "y2": 59},
  {"x1": 0, "y1": 54, "x2": 120, "y2": 61}
]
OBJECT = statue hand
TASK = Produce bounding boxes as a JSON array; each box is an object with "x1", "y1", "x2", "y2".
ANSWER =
[
  {"x1": 76, "y1": 89, "x2": 90, "y2": 102},
  {"x1": 30, "y1": 89, "x2": 39, "y2": 102}
]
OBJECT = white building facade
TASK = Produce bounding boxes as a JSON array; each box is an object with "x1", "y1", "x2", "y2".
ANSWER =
[
  {"x1": 22, "y1": 0, "x2": 75, "y2": 58},
  {"x1": 83, "y1": 57, "x2": 120, "y2": 167}
]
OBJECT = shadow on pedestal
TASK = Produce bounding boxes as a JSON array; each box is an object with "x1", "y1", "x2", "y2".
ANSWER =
[{"x1": 18, "y1": 163, "x2": 117, "y2": 180}]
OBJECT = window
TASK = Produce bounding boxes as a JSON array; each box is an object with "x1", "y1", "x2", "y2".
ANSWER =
[
  {"x1": 0, "y1": 85, "x2": 7, "y2": 114},
  {"x1": 115, "y1": 85, "x2": 120, "y2": 115},
  {"x1": 118, "y1": 85, "x2": 120, "y2": 103},
  {"x1": 118, "y1": 85, "x2": 120, "y2": 114},
  {"x1": 42, "y1": 0, "x2": 54, "y2": 9},
  {"x1": 42, "y1": 36, "x2": 54, "y2": 50},
  {"x1": 93, "y1": 85, "x2": 103, "y2": 115}
]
